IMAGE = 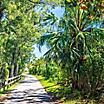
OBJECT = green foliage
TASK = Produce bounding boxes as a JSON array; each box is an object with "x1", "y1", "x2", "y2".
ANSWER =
[
  {"x1": 0, "y1": 0, "x2": 40, "y2": 79},
  {"x1": 29, "y1": 58, "x2": 63, "y2": 83},
  {"x1": 0, "y1": 0, "x2": 104, "y2": 103},
  {"x1": 3, "y1": 68, "x2": 9, "y2": 81},
  {"x1": 36, "y1": 0, "x2": 104, "y2": 102}
]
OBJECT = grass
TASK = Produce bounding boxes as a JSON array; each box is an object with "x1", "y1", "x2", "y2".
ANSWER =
[
  {"x1": 35, "y1": 75, "x2": 96, "y2": 104},
  {"x1": 35, "y1": 75, "x2": 77, "y2": 103},
  {"x1": 63, "y1": 100, "x2": 95, "y2": 104},
  {"x1": 35, "y1": 75, "x2": 60, "y2": 95},
  {"x1": 35, "y1": 75, "x2": 65, "y2": 102},
  {"x1": 64, "y1": 100, "x2": 80, "y2": 104}
]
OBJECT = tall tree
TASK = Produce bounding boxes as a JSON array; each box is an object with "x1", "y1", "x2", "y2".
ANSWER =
[
  {"x1": 37, "y1": 0, "x2": 104, "y2": 99},
  {"x1": 0, "y1": 0, "x2": 40, "y2": 78}
]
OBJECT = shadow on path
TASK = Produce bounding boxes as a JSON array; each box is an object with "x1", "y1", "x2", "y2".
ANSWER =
[{"x1": 3, "y1": 74, "x2": 53, "y2": 104}]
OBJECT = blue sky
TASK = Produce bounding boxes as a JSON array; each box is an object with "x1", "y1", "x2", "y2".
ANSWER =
[
  {"x1": 34, "y1": 44, "x2": 48, "y2": 58},
  {"x1": 34, "y1": 7, "x2": 64, "y2": 58}
]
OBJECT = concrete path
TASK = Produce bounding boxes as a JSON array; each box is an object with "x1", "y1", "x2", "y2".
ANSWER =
[{"x1": 3, "y1": 74, "x2": 53, "y2": 104}]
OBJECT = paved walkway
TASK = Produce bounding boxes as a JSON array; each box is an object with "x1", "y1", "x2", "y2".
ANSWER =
[{"x1": 3, "y1": 74, "x2": 53, "y2": 104}]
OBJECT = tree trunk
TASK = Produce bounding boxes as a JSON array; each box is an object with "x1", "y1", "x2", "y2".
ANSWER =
[
  {"x1": 9, "y1": 52, "x2": 15, "y2": 77},
  {"x1": 14, "y1": 63, "x2": 19, "y2": 76}
]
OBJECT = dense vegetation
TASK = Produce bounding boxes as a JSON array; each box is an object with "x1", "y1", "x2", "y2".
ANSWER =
[
  {"x1": 0, "y1": 0, "x2": 38, "y2": 89},
  {"x1": 29, "y1": 0, "x2": 104, "y2": 103},
  {"x1": 0, "y1": 0, "x2": 104, "y2": 103}
]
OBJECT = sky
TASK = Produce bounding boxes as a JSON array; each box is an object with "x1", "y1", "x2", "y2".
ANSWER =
[
  {"x1": 34, "y1": 44, "x2": 49, "y2": 58},
  {"x1": 34, "y1": 7, "x2": 64, "y2": 58}
]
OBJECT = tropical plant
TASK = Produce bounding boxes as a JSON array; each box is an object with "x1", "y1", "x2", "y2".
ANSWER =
[{"x1": 37, "y1": 0, "x2": 104, "y2": 101}]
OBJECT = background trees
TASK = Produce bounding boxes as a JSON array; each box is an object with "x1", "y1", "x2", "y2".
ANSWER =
[{"x1": 0, "y1": 0, "x2": 39, "y2": 82}]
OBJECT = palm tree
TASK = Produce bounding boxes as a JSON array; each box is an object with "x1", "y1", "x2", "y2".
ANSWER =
[{"x1": 37, "y1": 0, "x2": 104, "y2": 99}]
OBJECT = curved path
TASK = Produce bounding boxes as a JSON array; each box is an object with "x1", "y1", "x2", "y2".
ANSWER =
[{"x1": 3, "y1": 74, "x2": 53, "y2": 104}]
